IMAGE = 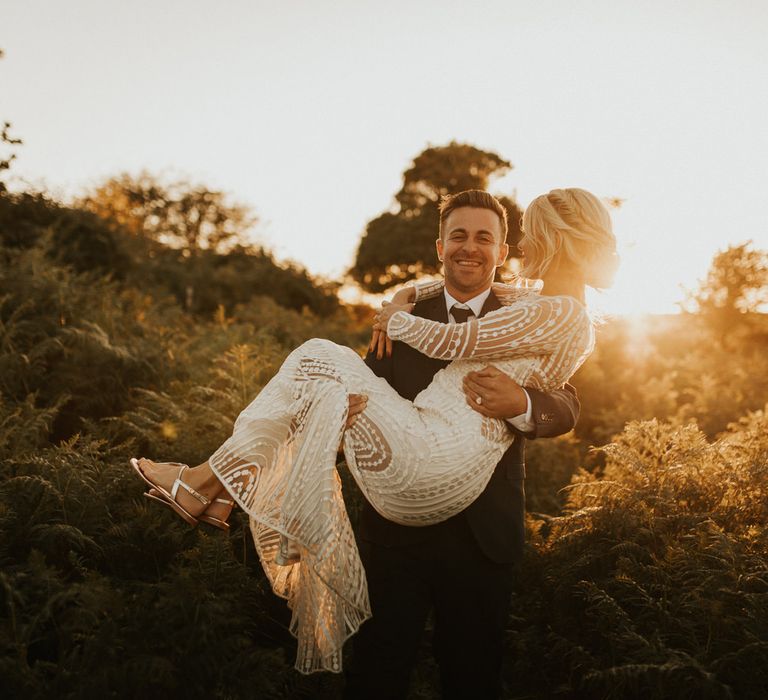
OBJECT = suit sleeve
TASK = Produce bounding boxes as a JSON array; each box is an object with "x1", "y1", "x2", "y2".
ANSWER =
[{"x1": 524, "y1": 383, "x2": 580, "y2": 440}]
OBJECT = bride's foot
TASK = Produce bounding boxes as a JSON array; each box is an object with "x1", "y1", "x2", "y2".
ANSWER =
[
  {"x1": 145, "y1": 487, "x2": 235, "y2": 531},
  {"x1": 131, "y1": 458, "x2": 219, "y2": 523},
  {"x1": 198, "y1": 496, "x2": 236, "y2": 531}
]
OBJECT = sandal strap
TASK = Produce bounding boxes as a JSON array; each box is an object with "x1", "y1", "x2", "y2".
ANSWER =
[
  {"x1": 170, "y1": 466, "x2": 210, "y2": 506},
  {"x1": 144, "y1": 460, "x2": 188, "y2": 470}
]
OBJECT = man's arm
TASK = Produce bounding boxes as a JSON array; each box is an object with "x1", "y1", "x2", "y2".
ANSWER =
[{"x1": 524, "y1": 384, "x2": 579, "y2": 439}]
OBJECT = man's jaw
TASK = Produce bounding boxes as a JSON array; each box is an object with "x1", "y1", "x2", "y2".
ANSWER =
[{"x1": 444, "y1": 269, "x2": 495, "y2": 301}]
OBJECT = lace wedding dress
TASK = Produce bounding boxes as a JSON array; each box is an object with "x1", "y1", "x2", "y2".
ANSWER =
[{"x1": 208, "y1": 282, "x2": 594, "y2": 673}]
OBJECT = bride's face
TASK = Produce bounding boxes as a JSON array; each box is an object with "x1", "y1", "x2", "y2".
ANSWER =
[
  {"x1": 518, "y1": 231, "x2": 536, "y2": 275},
  {"x1": 436, "y1": 207, "x2": 508, "y2": 298}
]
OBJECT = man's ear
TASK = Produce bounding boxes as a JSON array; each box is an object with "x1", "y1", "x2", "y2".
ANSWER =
[
  {"x1": 436, "y1": 237, "x2": 444, "y2": 262},
  {"x1": 496, "y1": 242, "x2": 509, "y2": 266}
]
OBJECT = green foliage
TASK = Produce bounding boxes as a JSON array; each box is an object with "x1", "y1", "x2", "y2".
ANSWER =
[
  {"x1": 0, "y1": 183, "x2": 339, "y2": 320},
  {"x1": 508, "y1": 417, "x2": 768, "y2": 699},
  {"x1": 145, "y1": 245, "x2": 340, "y2": 317},
  {"x1": 1, "y1": 159, "x2": 767, "y2": 696},
  {"x1": 0, "y1": 190, "x2": 134, "y2": 279},
  {"x1": 0, "y1": 242, "x2": 183, "y2": 440},
  {"x1": 0, "y1": 184, "x2": 368, "y2": 698},
  {"x1": 568, "y1": 313, "x2": 768, "y2": 444},
  {"x1": 350, "y1": 142, "x2": 523, "y2": 292},
  {"x1": 524, "y1": 432, "x2": 585, "y2": 516}
]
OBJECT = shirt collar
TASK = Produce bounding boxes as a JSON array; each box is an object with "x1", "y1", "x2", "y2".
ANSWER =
[{"x1": 443, "y1": 287, "x2": 491, "y2": 318}]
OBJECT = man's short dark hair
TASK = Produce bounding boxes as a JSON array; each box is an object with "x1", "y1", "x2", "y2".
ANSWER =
[{"x1": 438, "y1": 190, "x2": 509, "y2": 243}]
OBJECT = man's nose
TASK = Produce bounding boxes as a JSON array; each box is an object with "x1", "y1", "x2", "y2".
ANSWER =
[{"x1": 461, "y1": 237, "x2": 479, "y2": 253}]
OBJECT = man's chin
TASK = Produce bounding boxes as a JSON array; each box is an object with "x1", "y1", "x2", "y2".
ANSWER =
[{"x1": 446, "y1": 274, "x2": 494, "y2": 296}]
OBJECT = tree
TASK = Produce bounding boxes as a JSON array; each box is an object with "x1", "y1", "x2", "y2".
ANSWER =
[
  {"x1": 1, "y1": 50, "x2": 24, "y2": 194},
  {"x1": 350, "y1": 141, "x2": 523, "y2": 292},
  {"x1": 0, "y1": 122, "x2": 22, "y2": 194},
  {"x1": 687, "y1": 242, "x2": 768, "y2": 344},
  {"x1": 79, "y1": 172, "x2": 339, "y2": 314},
  {"x1": 80, "y1": 172, "x2": 257, "y2": 256}
]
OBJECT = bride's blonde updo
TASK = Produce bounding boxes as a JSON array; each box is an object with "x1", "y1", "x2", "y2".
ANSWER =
[{"x1": 521, "y1": 188, "x2": 619, "y2": 289}]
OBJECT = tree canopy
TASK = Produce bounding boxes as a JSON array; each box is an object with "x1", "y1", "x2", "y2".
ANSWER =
[
  {"x1": 0, "y1": 49, "x2": 22, "y2": 194},
  {"x1": 80, "y1": 172, "x2": 257, "y2": 255},
  {"x1": 687, "y1": 241, "x2": 768, "y2": 344},
  {"x1": 350, "y1": 141, "x2": 523, "y2": 292}
]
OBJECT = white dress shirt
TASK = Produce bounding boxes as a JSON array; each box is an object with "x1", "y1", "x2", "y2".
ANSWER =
[{"x1": 443, "y1": 289, "x2": 534, "y2": 433}]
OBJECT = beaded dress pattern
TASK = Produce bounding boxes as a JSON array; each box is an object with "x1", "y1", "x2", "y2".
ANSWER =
[{"x1": 208, "y1": 282, "x2": 594, "y2": 674}]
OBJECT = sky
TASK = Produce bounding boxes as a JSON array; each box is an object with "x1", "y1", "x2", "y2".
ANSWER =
[{"x1": 3, "y1": 0, "x2": 768, "y2": 315}]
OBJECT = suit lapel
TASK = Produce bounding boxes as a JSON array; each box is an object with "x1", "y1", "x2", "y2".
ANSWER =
[{"x1": 416, "y1": 293, "x2": 449, "y2": 323}]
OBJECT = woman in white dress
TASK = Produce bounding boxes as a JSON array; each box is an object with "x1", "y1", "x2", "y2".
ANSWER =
[{"x1": 131, "y1": 187, "x2": 618, "y2": 674}]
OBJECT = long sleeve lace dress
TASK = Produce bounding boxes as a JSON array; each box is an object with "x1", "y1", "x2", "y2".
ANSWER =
[{"x1": 207, "y1": 282, "x2": 594, "y2": 673}]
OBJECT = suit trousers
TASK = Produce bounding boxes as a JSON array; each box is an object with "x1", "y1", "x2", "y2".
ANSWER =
[{"x1": 344, "y1": 513, "x2": 515, "y2": 700}]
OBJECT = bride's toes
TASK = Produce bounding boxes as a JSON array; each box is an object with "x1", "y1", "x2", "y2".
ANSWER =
[{"x1": 137, "y1": 459, "x2": 182, "y2": 493}]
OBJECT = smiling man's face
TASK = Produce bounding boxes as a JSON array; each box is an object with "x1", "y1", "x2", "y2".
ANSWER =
[{"x1": 436, "y1": 206, "x2": 509, "y2": 302}]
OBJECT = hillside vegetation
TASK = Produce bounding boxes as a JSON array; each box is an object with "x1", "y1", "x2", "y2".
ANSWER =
[{"x1": 1, "y1": 169, "x2": 767, "y2": 698}]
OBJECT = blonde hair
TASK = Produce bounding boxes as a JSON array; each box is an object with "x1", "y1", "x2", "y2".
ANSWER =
[{"x1": 521, "y1": 188, "x2": 618, "y2": 289}]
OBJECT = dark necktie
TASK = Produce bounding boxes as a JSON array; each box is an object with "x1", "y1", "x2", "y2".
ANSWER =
[{"x1": 451, "y1": 305, "x2": 474, "y2": 324}]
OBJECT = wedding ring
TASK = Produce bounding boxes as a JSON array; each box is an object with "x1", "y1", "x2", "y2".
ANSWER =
[{"x1": 475, "y1": 396, "x2": 483, "y2": 406}]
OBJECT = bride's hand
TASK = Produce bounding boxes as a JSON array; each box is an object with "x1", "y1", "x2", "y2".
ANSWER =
[{"x1": 369, "y1": 291, "x2": 415, "y2": 360}]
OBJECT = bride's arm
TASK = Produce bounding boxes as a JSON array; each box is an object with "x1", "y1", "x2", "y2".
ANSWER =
[
  {"x1": 490, "y1": 281, "x2": 532, "y2": 305},
  {"x1": 386, "y1": 295, "x2": 590, "y2": 366},
  {"x1": 411, "y1": 279, "x2": 444, "y2": 302},
  {"x1": 389, "y1": 279, "x2": 445, "y2": 305},
  {"x1": 368, "y1": 279, "x2": 445, "y2": 359}
]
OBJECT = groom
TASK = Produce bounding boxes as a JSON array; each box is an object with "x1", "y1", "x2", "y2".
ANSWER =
[{"x1": 344, "y1": 190, "x2": 580, "y2": 699}]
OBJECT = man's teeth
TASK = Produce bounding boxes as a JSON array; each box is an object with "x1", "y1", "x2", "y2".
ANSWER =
[{"x1": 457, "y1": 261, "x2": 481, "y2": 267}]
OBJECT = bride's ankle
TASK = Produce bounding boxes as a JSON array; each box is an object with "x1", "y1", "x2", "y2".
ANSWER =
[{"x1": 186, "y1": 463, "x2": 223, "y2": 496}]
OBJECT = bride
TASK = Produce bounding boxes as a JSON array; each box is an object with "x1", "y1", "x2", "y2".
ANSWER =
[{"x1": 131, "y1": 187, "x2": 617, "y2": 674}]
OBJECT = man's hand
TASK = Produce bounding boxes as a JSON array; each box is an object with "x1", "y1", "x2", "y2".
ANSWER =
[
  {"x1": 339, "y1": 394, "x2": 368, "y2": 452},
  {"x1": 346, "y1": 393, "x2": 368, "y2": 429},
  {"x1": 462, "y1": 366, "x2": 527, "y2": 418}
]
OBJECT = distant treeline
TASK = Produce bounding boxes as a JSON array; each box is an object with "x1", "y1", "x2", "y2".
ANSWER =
[{"x1": 0, "y1": 183, "x2": 340, "y2": 318}]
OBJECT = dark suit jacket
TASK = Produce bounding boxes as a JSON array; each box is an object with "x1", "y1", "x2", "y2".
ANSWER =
[{"x1": 359, "y1": 290, "x2": 580, "y2": 564}]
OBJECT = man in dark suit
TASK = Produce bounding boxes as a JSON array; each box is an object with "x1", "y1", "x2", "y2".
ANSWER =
[{"x1": 344, "y1": 190, "x2": 580, "y2": 699}]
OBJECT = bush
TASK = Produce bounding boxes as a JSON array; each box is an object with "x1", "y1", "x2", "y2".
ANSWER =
[{"x1": 508, "y1": 416, "x2": 768, "y2": 699}]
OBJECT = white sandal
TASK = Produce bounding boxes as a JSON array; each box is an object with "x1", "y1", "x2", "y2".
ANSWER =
[{"x1": 130, "y1": 458, "x2": 210, "y2": 527}]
